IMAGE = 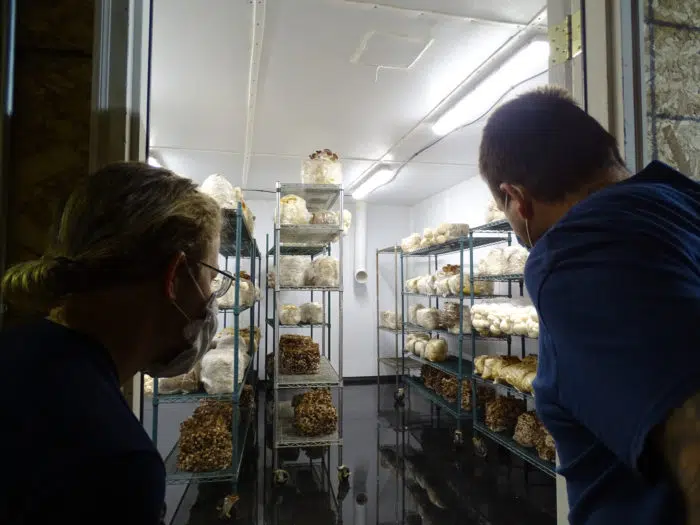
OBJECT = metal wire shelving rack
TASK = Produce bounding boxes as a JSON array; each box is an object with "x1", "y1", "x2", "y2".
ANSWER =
[
  {"x1": 150, "y1": 203, "x2": 262, "y2": 493},
  {"x1": 398, "y1": 219, "x2": 554, "y2": 476},
  {"x1": 265, "y1": 182, "x2": 347, "y2": 485}
]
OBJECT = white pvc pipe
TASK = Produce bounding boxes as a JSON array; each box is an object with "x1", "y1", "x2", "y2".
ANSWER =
[
  {"x1": 354, "y1": 493, "x2": 368, "y2": 525},
  {"x1": 354, "y1": 201, "x2": 368, "y2": 284}
]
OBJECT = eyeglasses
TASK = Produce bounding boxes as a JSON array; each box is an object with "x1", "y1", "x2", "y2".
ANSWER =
[{"x1": 199, "y1": 261, "x2": 235, "y2": 298}]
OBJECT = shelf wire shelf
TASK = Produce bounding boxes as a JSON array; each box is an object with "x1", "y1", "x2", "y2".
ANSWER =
[
  {"x1": 267, "y1": 244, "x2": 328, "y2": 257},
  {"x1": 153, "y1": 347, "x2": 258, "y2": 404},
  {"x1": 220, "y1": 208, "x2": 260, "y2": 258},
  {"x1": 473, "y1": 421, "x2": 555, "y2": 477},
  {"x1": 267, "y1": 318, "x2": 328, "y2": 329},
  {"x1": 470, "y1": 219, "x2": 512, "y2": 232},
  {"x1": 404, "y1": 376, "x2": 472, "y2": 420},
  {"x1": 401, "y1": 233, "x2": 511, "y2": 257},
  {"x1": 379, "y1": 356, "x2": 422, "y2": 370},
  {"x1": 277, "y1": 285, "x2": 341, "y2": 292},
  {"x1": 278, "y1": 183, "x2": 341, "y2": 211},
  {"x1": 404, "y1": 352, "x2": 473, "y2": 379},
  {"x1": 471, "y1": 374, "x2": 535, "y2": 401},
  {"x1": 403, "y1": 322, "x2": 536, "y2": 342},
  {"x1": 402, "y1": 291, "x2": 512, "y2": 300},
  {"x1": 277, "y1": 224, "x2": 342, "y2": 245},
  {"x1": 220, "y1": 301, "x2": 257, "y2": 315},
  {"x1": 276, "y1": 357, "x2": 341, "y2": 389}
]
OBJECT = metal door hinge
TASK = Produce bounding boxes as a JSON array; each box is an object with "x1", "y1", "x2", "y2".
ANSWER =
[{"x1": 549, "y1": 14, "x2": 572, "y2": 65}]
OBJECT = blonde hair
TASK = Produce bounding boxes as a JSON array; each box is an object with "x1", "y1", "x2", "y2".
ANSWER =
[{"x1": 2, "y1": 162, "x2": 221, "y2": 314}]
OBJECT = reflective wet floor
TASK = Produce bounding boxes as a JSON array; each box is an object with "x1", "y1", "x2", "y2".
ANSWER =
[{"x1": 147, "y1": 383, "x2": 556, "y2": 524}]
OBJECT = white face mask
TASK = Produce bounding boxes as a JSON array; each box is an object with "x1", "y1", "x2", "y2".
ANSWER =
[{"x1": 144, "y1": 271, "x2": 219, "y2": 378}]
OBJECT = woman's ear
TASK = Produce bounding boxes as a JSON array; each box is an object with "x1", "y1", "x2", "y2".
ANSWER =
[{"x1": 164, "y1": 252, "x2": 187, "y2": 300}]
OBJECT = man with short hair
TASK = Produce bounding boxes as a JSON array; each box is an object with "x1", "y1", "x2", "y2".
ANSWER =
[{"x1": 479, "y1": 86, "x2": 700, "y2": 525}]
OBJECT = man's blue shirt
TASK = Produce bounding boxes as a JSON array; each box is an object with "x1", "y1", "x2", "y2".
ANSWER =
[{"x1": 525, "y1": 161, "x2": 700, "y2": 524}]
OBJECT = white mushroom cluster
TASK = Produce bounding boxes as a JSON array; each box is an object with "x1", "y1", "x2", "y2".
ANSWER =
[
  {"x1": 477, "y1": 246, "x2": 529, "y2": 276},
  {"x1": 406, "y1": 334, "x2": 447, "y2": 362},
  {"x1": 405, "y1": 264, "x2": 494, "y2": 297},
  {"x1": 301, "y1": 148, "x2": 343, "y2": 184},
  {"x1": 379, "y1": 310, "x2": 402, "y2": 330},
  {"x1": 400, "y1": 223, "x2": 469, "y2": 252},
  {"x1": 470, "y1": 302, "x2": 539, "y2": 338},
  {"x1": 199, "y1": 174, "x2": 255, "y2": 233}
]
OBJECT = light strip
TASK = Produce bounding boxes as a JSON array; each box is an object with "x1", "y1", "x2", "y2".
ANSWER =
[
  {"x1": 432, "y1": 40, "x2": 550, "y2": 136},
  {"x1": 352, "y1": 168, "x2": 394, "y2": 200}
]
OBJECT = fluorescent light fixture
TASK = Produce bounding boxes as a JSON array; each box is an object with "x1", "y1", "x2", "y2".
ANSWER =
[
  {"x1": 147, "y1": 155, "x2": 162, "y2": 168},
  {"x1": 352, "y1": 168, "x2": 394, "y2": 200},
  {"x1": 432, "y1": 40, "x2": 550, "y2": 136}
]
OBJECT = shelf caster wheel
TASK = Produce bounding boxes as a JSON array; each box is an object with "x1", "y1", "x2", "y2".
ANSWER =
[
  {"x1": 273, "y1": 469, "x2": 289, "y2": 486},
  {"x1": 453, "y1": 430, "x2": 464, "y2": 447},
  {"x1": 337, "y1": 465, "x2": 351, "y2": 481},
  {"x1": 393, "y1": 387, "x2": 405, "y2": 408},
  {"x1": 473, "y1": 436, "x2": 488, "y2": 458},
  {"x1": 217, "y1": 494, "x2": 239, "y2": 520}
]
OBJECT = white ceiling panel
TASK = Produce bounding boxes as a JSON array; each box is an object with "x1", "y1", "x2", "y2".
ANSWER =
[
  {"x1": 365, "y1": 163, "x2": 480, "y2": 205},
  {"x1": 385, "y1": 70, "x2": 549, "y2": 165},
  {"x1": 388, "y1": 122, "x2": 486, "y2": 166},
  {"x1": 252, "y1": 0, "x2": 520, "y2": 159},
  {"x1": 148, "y1": 0, "x2": 548, "y2": 207},
  {"x1": 149, "y1": 0, "x2": 252, "y2": 152},
  {"x1": 343, "y1": 0, "x2": 545, "y2": 25},
  {"x1": 154, "y1": 148, "x2": 242, "y2": 187}
]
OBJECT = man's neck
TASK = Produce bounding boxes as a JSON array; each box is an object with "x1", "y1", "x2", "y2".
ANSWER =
[{"x1": 532, "y1": 165, "x2": 631, "y2": 242}]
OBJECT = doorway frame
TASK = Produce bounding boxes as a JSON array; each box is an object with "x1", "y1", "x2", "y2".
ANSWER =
[
  {"x1": 0, "y1": 0, "x2": 16, "y2": 331},
  {"x1": 91, "y1": 0, "x2": 152, "y2": 418}
]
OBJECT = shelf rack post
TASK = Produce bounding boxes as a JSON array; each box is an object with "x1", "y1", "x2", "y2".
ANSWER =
[
  {"x1": 337, "y1": 186, "x2": 344, "y2": 468},
  {"x1": 273, "y1": 183, "x2": 281, "y2": 472}
]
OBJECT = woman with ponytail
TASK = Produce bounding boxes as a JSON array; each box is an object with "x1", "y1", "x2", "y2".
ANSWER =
[{"x1": 0, "y1": 162, "x2": 227, "y2": 524}]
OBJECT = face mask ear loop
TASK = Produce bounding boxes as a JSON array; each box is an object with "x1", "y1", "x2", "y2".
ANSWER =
[
  {"x1": 173, "y1": 263, "x2": 214, "y2": 320},
  {"x1": 186, "y1": 264, "x2": 209, "y2": 302},
  {"x1": 172, "y1": 299, "x2": 192, "y2": 323}
]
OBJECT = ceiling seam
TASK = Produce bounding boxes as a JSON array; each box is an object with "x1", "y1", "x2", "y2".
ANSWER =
[
  {"x1": 241, "y1": 0, "x2": 266, "y2": 187},
  {"x1": 341, "y1": 1, "x2": 528, "y2": 29}
]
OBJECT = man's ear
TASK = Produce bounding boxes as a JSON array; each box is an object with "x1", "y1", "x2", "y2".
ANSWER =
[
  {"x1": 499, "y1": 183, "x2": 534, "y2": 220},
  {"x1": 164, "y1": 252, "x2": 187, "y2": 300}
]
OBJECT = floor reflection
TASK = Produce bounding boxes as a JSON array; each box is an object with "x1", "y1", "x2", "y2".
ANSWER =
[{"x1": 167, "y1": 383, "x2": 556, "y2": 524}]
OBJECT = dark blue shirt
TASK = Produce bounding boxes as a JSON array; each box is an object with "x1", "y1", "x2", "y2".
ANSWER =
[
  {"x1": 526, "y1": 162, "x2": 700, "y2": 524},
  {"x1": 0, "y1": 319, "x2": 165, "y2": 524}
]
